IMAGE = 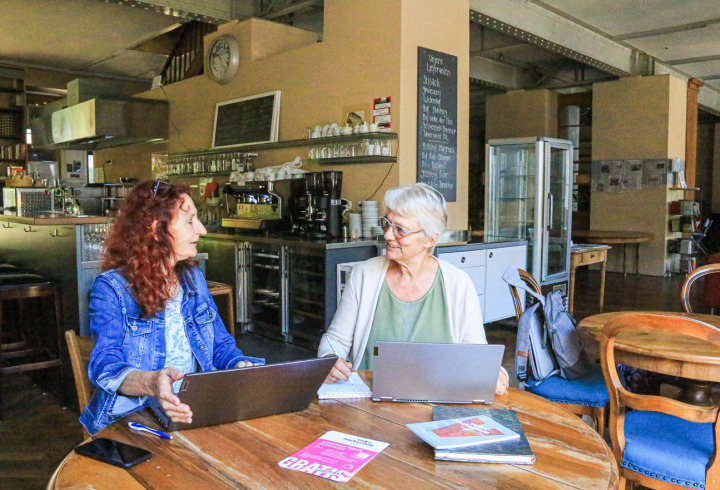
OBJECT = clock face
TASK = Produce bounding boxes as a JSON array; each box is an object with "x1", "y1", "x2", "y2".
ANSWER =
[{"x1": 208, "y1": 35, "x2": 239, "y2": 83}]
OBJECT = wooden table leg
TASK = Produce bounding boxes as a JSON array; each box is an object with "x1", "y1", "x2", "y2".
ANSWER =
[
  {"x1": 622, "y1": 244, "x2": 628, "y2": 277},
  {"x1": 599, "y1": 260, "x2": 607, "y2": 313},
  {"x1": 569, "y1": 264, "x2": 576, "y2": 315}
]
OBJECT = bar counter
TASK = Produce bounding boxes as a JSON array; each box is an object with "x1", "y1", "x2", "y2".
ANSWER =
[{"x1": 0, "y1": 211, "x2": 110, "y2": 226}]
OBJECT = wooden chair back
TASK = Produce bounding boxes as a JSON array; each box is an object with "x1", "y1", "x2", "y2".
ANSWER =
[
  {"x1": 65, "y1": 330, "x2": 94, "y2": 413},
  {"x1": 600, "y1": 313, "x2": 720, "y2": 488},
  {"x1": 680, "y1": 263, "x2": 720, "y2": 313},
  {"x1": 507, "y1": 269, "x2": 542, "y2": 320}
]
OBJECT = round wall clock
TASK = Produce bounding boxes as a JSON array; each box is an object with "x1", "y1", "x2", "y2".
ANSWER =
[{"x1": 207, "y1": 35, "x2": 239, "y2": 84}]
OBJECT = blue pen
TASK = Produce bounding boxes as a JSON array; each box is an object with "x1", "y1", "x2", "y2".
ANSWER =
[
  {"x1": 128, "y1": 421, "x2": 173, "y2": 440},
  {"x1": 326, "y1": 338, "x2": 350, "y2": 363}
]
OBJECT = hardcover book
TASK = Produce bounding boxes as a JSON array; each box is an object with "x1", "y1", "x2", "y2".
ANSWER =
[
  {"x1": 406, "y1": 414, "x2": 519, "y2": 450},
  {"x1": 432, "y1": 407, "x2": 535, "y2": 464}
]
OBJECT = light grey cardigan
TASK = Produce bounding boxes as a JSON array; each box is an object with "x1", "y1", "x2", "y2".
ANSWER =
[{"x1": 318, "y1": 255, "x2": 488, "y2": 369}]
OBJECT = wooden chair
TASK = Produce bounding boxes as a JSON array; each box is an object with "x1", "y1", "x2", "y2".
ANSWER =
[
  {"x1": 64, "y1": 330, "x2": 94, "y2": 414},
  {"x1": 600, "y1": 313, "x2": 720, "y2": 489},
  {"x1": 207, "y1": 280, "x2": 235, "y2": 336},
  {"x1": 507, "y1": 269, "x2": 608, "y2": 436},
  {"x1": 680, "y1": 262, "x2": 720, "y2": 313}
]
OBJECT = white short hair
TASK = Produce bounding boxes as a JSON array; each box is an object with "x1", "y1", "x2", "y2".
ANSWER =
[{"x1": 382, "y1": 183, "x2": 447, "y2": 241}]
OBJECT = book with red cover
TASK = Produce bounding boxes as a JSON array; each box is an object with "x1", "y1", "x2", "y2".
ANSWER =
[
  {"x1": 406, "y1": 414, "x2": 519, "y2": 450},
  {"x1": 432, "y1": 407, "x2": 535, "y2": 464}
]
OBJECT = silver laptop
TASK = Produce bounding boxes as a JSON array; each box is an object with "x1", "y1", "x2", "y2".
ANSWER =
[
  {"x1": 150, "y1": 357, "x2": 337, "y2": 431},
  {"x1": 371, "y1": 342, "x2": 504, "y2": 404}
]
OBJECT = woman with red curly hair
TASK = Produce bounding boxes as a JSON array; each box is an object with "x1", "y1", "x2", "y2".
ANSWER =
[{"x1": 79, "y1": 180, "x2": 263, "y2": 434}]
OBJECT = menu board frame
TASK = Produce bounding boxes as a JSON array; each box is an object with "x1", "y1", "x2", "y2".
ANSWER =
[
  {"x1": 212, "y1": 90, "x2": 281, "y2": 148},
  {"x1": 416, "y1": 47, "x2": 458, "y2": 202}
]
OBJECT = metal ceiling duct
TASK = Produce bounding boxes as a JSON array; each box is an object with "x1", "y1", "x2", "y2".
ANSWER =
[{"x1": 30, "y1": 97, "x2": 169, "y2": 150}]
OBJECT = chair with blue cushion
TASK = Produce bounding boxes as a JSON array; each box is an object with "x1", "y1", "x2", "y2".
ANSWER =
[
  {"x1": 507, "y1": 269, "x2": 610, "y2": 436},
  {"x1": 601, "y1": 313, "x2": 720, "y2": 489}
]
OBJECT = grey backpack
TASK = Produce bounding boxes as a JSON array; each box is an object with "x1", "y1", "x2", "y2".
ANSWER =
[{"x1": 502, "y1": 267, "x2": 588, "y2": 386}]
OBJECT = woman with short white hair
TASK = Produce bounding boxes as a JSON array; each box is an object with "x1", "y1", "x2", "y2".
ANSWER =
[{"x1": 318, "y1": 183, "x2": 508, "y2": 394}]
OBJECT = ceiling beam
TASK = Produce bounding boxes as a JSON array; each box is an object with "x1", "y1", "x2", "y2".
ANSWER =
[
  {"x1": 666, "y1": 54, "x2": 720, "y2": 66},
  {"x1": 469, "y1": 0, "x2": 720, "y2": 116},
  {"x1": 469, "y1": 55, "x2": 531, "y2": 91},
  {"x1": 93, "y1": 0, "x2": 253, "y2": 23},
  {"x1": 470, "y1": 43, "x2": 529, "y2": 57},
  {"x1": 613, "y1": 18, "x2": 720, "y2": 41}
]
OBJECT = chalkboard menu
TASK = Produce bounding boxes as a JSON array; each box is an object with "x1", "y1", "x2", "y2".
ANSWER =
[
  {"x1": 416, "y1": 47, "x2": 457, "y2": 202},
  {"x1": 212, "y1": 91, "x2": 281, "y2": 148}
]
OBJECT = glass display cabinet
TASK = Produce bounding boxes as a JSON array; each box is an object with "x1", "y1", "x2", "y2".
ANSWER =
[{"x1": 485, "y1": 137, "x2": 573, "y2": 287}]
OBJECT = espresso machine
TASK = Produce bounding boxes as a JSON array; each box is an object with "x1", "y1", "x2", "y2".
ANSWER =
[
  {"x1": 299, "y1": 171, "x2": 343, "y2": 238},
  {"x1": 221, "y1": 179, "x2": 299, "y2": 230}
]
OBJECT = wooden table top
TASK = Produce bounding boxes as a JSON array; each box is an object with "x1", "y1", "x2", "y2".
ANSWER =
[
  {"x1": 579, "y1": 311, "x2": 720, "y2": 382},
  {"x1": 572, "y1": 230, "x2": 654, "y2": 244},
  {"x1": 50, "y1": 372, "x2": 618, "y2": 489}
]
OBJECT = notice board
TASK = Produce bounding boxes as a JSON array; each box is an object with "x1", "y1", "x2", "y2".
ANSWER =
[
  {"x1": 416, "y1": 47, "x2": 457, "y2": 202},
  {"x1": 212, "y1": 91, "x2": 281, "y2": 148}
]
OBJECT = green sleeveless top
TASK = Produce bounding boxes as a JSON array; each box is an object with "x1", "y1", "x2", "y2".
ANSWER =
[{"x1": 360, "y1": 268, "x2": 452, "y2": 370}]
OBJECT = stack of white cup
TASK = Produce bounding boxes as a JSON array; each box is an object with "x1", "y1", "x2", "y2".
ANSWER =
[
  {"x1": 347, "y1": 212, "x2": 362, "y2": 239},
  {"x1": 361, "y1": 201, "x2": 379, "y2": 238}
]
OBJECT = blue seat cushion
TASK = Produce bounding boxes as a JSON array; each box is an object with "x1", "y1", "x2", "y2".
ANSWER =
[
  {"x1": 525, "y1": 363, "x2": 611, "y2": 407},
  {"x1": 621, "y1": 410, "x2": 712, "y2": 488}
]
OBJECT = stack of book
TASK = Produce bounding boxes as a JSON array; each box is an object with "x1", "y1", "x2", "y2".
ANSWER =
[{"x1": 406, "y1": 407, "x2": 535, "y2": 464}]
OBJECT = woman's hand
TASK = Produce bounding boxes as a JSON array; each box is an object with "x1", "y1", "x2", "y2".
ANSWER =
[
  {"x1": 236, "y1": 361, "x2": 260, "y2": 368},
  {"x1": 153, "y1": 367, "x2": 193, "y2": 424},
  {"x1": 495, "y1": 369, "x2": 510, "y2": 395},
  {"x1": 323, "y1": 357, "x2": 353, "y2": 383},
  {"x1": 119, "y1": 367, "x2": 193, "y2": 424}
]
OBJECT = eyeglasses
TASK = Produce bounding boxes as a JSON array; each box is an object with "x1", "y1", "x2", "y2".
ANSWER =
[
  {"x1": 152, "y1": 179, "x2": 169, "y2": 198},
  {"x1": 379, "y1": 216, "x2": 423, "y2": 239}
]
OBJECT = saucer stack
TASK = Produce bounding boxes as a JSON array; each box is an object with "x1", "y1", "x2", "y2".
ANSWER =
[
  {"x1": 361, "y1": 201, "x2": 379, "y2": 238},
  {"x1": 347, "y1": 212, "x2": 363, "y2": 239}
]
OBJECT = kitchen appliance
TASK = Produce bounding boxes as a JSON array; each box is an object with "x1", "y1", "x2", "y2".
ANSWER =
[
  {"x1": 485, "y1": 137, "x2": 573, "y2": 288},
  {"x1": 221, "y1": 179, "x2": 300, "y2": 230},
  {"x1": 299, "y1": 171, "x2": 344, "y2": 238},
  {"x1": 324, "y1": 171, "x2": 343, "y2": 238},
  {"x1": 302, "y1": 172, "x2": 327, "y2": 238},
  {"x1": 30, "y1": 78, "x2": 168, "y2": 150},
  {"x1": 2, "y1": 187, "x2": 52, "y2": 215}
]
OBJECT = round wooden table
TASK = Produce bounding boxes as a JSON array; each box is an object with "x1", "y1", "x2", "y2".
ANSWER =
[
  {"x1": 572, "y1": 230, "x2": 654, "y2": 276},
  {"x1": 579, "y1": 311, "x2": 720, "y2": 404},
  {"x1": 49, "y1": 372, "x2": 618, "y2": 489}
]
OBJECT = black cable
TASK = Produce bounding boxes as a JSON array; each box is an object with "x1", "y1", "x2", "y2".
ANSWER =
[{"x1": 365, "y1": 161, "x2": 395, "y2": 201}]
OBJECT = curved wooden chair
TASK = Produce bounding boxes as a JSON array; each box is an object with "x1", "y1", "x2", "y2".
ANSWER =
[
  {"x1": 600, "y1": 313, "x2": 720, "y2": 489},
  {"x1": 680, "y1": 263, "x2": 720, "y2": 313},
  {"x1": 64, "y1": 330, "x2": 94, "y2": 413},
  {"x1": 507, "y1": 269, "x2": 608, "y2": 436}
]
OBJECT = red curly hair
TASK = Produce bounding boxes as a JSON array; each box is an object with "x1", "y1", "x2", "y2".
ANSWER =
[{"x1": 102, "y1": 180, "x2": 195, "y2": 317}]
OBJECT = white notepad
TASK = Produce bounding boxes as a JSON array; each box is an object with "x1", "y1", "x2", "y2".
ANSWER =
[{"x1": 317, "y1": 372, "x2": 372, "y2": 399}]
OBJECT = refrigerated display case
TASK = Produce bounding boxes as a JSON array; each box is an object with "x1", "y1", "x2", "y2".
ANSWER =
[{"x1": 484, "y1": 137, "x2": 573, "y2": 287}]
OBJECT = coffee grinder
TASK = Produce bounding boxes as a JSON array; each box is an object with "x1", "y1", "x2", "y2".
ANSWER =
[
  {"x1": 323, "y1": 171, "x2": 343, "y2": 238},
  {"x1": 303, "y1": 172, "x2": 327, "y2": 237}
]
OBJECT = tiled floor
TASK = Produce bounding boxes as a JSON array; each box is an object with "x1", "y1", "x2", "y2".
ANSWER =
[{"x1": 0, "y1": 269, "x2": 698, "y2": 489}]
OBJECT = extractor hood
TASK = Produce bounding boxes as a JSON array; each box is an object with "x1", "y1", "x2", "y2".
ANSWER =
[{"x1": 30, "y1": 97, "x2": 169, "y2": 150}]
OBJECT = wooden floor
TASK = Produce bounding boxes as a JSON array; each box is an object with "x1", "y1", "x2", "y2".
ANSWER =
[{"x1": 0, "y1": 269, "x2": 698, "y2": 489}]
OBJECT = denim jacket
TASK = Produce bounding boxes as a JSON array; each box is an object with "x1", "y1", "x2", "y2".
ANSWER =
[{"x1": 79, "y1": 266, "x2": 264, "y2": 434}]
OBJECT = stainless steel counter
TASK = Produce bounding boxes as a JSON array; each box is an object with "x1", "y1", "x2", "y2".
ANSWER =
[
  {"x1": 203, "y1": 231, "x2": 378, "y2": 250},
  {"x1": 0, "y1": 211, "x2": 109, "y2": 225}
]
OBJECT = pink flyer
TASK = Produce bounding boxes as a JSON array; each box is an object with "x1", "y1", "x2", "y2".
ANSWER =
[{"x1": 278, "y1": 431, "x2": 389, "y2": 483}]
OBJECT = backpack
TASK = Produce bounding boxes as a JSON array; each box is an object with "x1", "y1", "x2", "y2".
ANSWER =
[{"x1": 502, "y1": 267, "x2": 588, "y2": 387}]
